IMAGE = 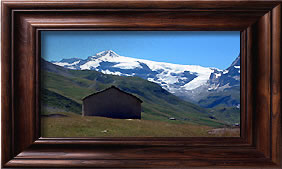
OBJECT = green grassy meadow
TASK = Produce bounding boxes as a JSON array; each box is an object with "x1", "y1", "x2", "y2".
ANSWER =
[{"x1": 41, "y1": 112, "x2": 239, "y2": 137}]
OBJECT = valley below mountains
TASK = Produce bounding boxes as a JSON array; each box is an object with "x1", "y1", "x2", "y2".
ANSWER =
[{"x1": 42, "y1": 50, "x2": 240, "y2": 126}]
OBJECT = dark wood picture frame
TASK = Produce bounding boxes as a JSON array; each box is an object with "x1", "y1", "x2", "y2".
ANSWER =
[{"x1": 1, "y1": 0, "x2": 282, "y2": 168}]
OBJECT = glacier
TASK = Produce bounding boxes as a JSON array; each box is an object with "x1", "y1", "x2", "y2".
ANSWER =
[{"x1": 52, "y1": 50, "x2": 240, "y2": 106}]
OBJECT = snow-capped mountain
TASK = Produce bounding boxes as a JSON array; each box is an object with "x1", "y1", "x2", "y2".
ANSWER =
[
  {"x1": 52, "y1": 50, "x2": 240, "y2": 107},
  {"x1": 208, "y1": 55, "x2": 240, "y2": 90},
  {"x1": 180, "y1": 55, "x2": 240, "y2": 108}
]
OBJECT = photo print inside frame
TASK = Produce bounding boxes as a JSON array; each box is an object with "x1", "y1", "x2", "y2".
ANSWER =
[{"x1": 40, "y1": 31, "x2": 240, "y2": 137}]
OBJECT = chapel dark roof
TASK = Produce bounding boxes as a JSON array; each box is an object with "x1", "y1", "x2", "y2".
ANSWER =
[{"x1": 82, "y1": 85, "x2": 143, "y2": 103}]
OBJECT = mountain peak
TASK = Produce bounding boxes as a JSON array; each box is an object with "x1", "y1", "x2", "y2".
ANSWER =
[
  {"x1": 230, "y1": 54, "x2": 240, "y2": 67},
  {"x1": 95, "y1": 50, "x2": 120, "y2": 58}
]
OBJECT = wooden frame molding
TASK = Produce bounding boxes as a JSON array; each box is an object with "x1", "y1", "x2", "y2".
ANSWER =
[{"x1": 1, "y1": 0, "x2": 281, "y2": 168}]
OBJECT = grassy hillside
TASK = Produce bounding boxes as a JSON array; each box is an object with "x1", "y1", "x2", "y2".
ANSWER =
[
  {"x1": 41, "y1": 88, "x2": 81, "y2": 114},
  {"x1": 208, "y1": 107, "x2": 240, "y2": 125},
  {"x1": 198, "y1": 87, "x2": 240, "y2": 124}
]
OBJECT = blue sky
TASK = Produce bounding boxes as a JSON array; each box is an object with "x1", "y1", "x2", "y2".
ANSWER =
[{"x1": 41, "y1": 31, "x2": 240, "y2": 69}]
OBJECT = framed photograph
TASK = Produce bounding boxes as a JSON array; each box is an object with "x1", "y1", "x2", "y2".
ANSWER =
[{"x1": 2, "y1": 0, "x2": 281, "y2": 168}]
